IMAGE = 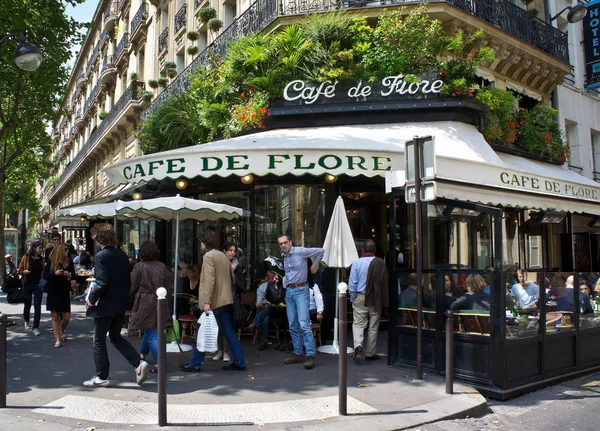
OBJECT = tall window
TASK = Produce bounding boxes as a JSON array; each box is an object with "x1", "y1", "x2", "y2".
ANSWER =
[{"x1": 592, "y1": 129, "x2": 600, "y2": 181}]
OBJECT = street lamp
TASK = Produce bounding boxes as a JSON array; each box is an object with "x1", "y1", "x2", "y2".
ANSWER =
[
  {"x1": 0, "y1": 33, "x2": 43, "y2": 71},
  {"x1": 550, "y1": 3, "x2": 588, "y2": 24}
]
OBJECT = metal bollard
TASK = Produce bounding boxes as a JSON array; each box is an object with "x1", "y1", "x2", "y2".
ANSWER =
[
  {"x1": 338, "y1": 282, "x2": 348, "y2": 416},
  {"x1": 0, "y1": 313, "x2": 6, "y2": 408},
  {"x1": 445, "y1": 310, "x2": 454, "y2": 394},
  {"x1": 156, "y1": 288, "x2": 167, "y2": 426}
]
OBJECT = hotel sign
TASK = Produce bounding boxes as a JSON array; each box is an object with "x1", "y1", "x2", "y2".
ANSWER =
[{"x1": 584, "y1": 0, "x2": 600, "y2": 90}]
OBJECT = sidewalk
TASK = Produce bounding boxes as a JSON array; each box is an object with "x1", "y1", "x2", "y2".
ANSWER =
[{"x1": 0, "y1": 296, "x2": 487, "y2": 431}]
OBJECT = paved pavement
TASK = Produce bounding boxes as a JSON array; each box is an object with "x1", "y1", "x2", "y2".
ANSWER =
[{"x1": 0, "y1": 294, "x2": 487, "y2": 431}]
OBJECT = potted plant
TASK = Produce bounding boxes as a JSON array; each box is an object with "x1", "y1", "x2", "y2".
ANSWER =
[
  {"x1": 148, "y1": 79, "x2": 159, "y2": 89},
  {"x1": 167, "y1": 68, "x2": 178, "y2": 78},
  {"x1": 207, "y1": 18, "x2": 223, "y2": 33},
  {"x1": 529, "y1": 8, "x2": 539, "y2": 17},
  {"x1": 187, "y1": 45, "x2": 199, "y2": 56},
  {"x1": 98, "y1": 111, "x2": 108, "y2": 120},
  {"x1": 158, "y1": 78, "x2": 168, "y2": 88},
  {"x1": 197, "y1": 7, "x2": 217, "y2": 24},
  {"x1": 141, "y1": 91, "x2": 154, "y2": 103},
  {"x1": 187, "y1": 30, "x2": 200, "y2": 41},
  {"x1": 130, "y1": 71, "x2": 140, "y2": 82}
]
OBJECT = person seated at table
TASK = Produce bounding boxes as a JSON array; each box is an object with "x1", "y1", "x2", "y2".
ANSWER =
[
  {"x1": 400, "y1": 274, "x2": 418, "y2": 307},
  {"x1": 309, "y1": 282, "x2": 324, "y2": 323},
  {"x1": 555, "y1": 276, "x2": 593, "y2": 315},
  {"x1": 442, "y1": 274, "x2": 462, "y2": 310},
  {"x1": 510, "y1": 269, "x2": 539, "y2": 313},
  {"x1": 177, "y1": 264, "x2": 200, "y2": 318},
  {"x1": 248, "y1": 270, "x2": 279, "y2": 351},
  {"x1": 450, "y1": 274, "x2": 490, "y2": 311}
]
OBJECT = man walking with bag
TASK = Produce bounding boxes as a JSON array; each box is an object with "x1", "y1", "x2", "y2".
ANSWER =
[
  {"x1": 83, "y1": 223, "x2": 150, "y2": 387},
  {"x1": 180, "y1": 230, "x2": 246, "y2": 372}
]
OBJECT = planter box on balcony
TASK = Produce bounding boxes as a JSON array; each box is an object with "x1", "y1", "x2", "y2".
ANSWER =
[{"x1": 490, "y1": 143, "x2": 565, "y2": 165}]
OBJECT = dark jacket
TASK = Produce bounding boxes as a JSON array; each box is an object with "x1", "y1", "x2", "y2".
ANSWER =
[
  {"x1": 365, "y1": 257, "x2": 389, "y2": 310},
  {"x1": 86, "y1": 246, "x2": 131, "y2": 318},
  {"x1": 450, "y1": 290, "x2": 490, "y2": 311}
]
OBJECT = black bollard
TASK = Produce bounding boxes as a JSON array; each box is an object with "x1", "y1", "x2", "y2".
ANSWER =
[
  {"x1": 156, "y1": 288, "x2": 167, "y2": 426},
  {"x1": 0, "y1": 313, "x2": 6, "y2": 408},
  {"x1": 445, "y1": 310, "x2": 454, "y2": 394},
  {"x1": 338, "y1": 283, "x2": 348, "y2": 416}
]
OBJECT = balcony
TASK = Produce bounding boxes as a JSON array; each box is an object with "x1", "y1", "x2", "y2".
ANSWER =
[
  {"x1": 103, "y1": 1, "x2": 120, "y2": 32},
  {"x1": 50, "y1": 81, "x2": 145, "y2": 201},
  {"x1": 119, "y1": 0, "x2": 130, "y2": 13},
  {"x1": 195, "y1": 0, "x2": 208, "y2": 11},
  {"x1": 130, "y1": 2, "x2": 149, "y2": 43},
  {"x1": 99, "y1": 30, "x2": 108, "y2": 48},
  {"x1": 77, "y1": 72, "x2": 87, "y2": 88},
  {"x1": 100, "y1": 55, "x2": 117, "y2": 84},
  {"x1": 70, "y1": 89, "x2": 79, "y2": 106},
  {"x1": 74, "y1": 109, "x2": 84, "y2": 129},
  {"x1": 143, "y1": 0, "x2": 571, "y2": 119},
  {"x1": 115, "y1": 32, "x2": 130, "y2": 65},
  {"x1": 84, "y1": 82, "x2": 102, "y2": 116},
  {"x1": 175, "y1": 4, "x2": 187, "y2": 36},
  {"x1": 87, "y1": 43, "x2": 100, "y2": 76},
  {"x1": 158, "y1": 28, "x2": 168, "y2": 57}
]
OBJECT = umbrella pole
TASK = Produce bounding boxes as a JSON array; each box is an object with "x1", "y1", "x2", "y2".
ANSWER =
[
  {"x1": 332, "y1": 269, "x2": 340, "y2": 351},
  {"x1": 173, "y1": 212, "x2": 180, "y2": 321}
]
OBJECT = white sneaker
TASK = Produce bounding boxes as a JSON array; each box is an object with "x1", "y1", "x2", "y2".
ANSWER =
[
  {"x1": 24, "y1": 322, "x2": 30, "y2": 330},
  {"x1": 212, "y1": 352, "x2": 222, "y2": 361},
  {"x1": 83, "y1": 376, "x2": 109, "y2": 387},
  {"x1": 33, "y1": 328, "x2": 41, "y2": 336},
  {"x1": 223, "y1": 353, "x2": 231, "y2": 362},
  {"x1": 135, "y1": 360, "x2": 150, "y2": 385}
]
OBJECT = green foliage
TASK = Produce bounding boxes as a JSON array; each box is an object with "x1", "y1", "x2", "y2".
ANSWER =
[
  {"x1": 475, "y1": 87, "x2": 519, "y2": 146},
  {"x1": 148, "y1": 79, "x2": 159, "y2": 89},
  {"x1": 98, "y1": 111, "x2": 108, "y2": 120},
  {"x1": 138, "y1": 93, "x2": 209, "y2": 154},
  {"x1": 158, "y1": 78, "x2": 168, "y2": 88},
  {"x1": 360, "y1": 6, "x2": 447, "y2": 78},
  {"x1": 141, "y1": 91, "x2": 154, "y2": 103},
  {"x1": 517, "y1": 105, "x2": 568, "y2": 162},
  {"x1": 187, "y1": 30, "x2": 200, "y2": 41},
  {"x1": 197, "y1": 7, "x2": 217, "y2": 24},
  {"x1": 207, "y1": 18, "x2": 223, "y2": 32},
  {"x1": 130, "y1": 71, "x2": 140, "y2": 82},
  {"x1": 0, "y1": 0, "x2": 84, "y2": 274},
  {"x1": 187, "y1": 45, "x2": 199, "y2": 56}
]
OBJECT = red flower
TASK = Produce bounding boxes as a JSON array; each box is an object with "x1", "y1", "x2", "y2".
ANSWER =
[{"x1": 440, "y1": 71, "x2": 447, "y2": 77}]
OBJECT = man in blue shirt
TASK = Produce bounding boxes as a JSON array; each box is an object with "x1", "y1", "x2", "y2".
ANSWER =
[
  {"x1": 278, "y1": 233, "x2": 324, "y2": 370},
  {"x1": 348, "y1": 239, "x2": 387, "y2": 363}
]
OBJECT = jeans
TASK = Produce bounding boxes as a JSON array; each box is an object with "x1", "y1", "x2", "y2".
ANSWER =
[
  {"x1": 93, "y1": 314, "x2": 140, "y2": 380},
  {"x1": 140, "y1": 328, "x2": 158, "y2": 362},
  {"x1": 189, "y1": 304, "x2": 246, "y2": 368},
  {"x1": 23, "y1": 282, "x2": 43, "y2": 329},
  {"x1": 286, "y1": 286, "x2": 314, "y2": 357},
  {"x1": 253, "y1": 307, "x2": 270, "y2": 343}
]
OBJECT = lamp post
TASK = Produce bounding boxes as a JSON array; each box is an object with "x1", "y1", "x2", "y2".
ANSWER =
[{"x1": 0, "y1": 34, "x2": 43, "y2": 71}]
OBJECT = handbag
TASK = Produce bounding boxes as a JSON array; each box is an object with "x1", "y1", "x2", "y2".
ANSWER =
[
  {"x1": 7, "y1": 284, "x2": 27, "y2": 304},
  {"x1": 265, "y1": 283, "x2": 284, "y2": 305},
  {"x1": 196, "y1": 311, "x2": 219, "y2": 352},
  {"x1": 166, "y1": 319, "x2": 180, "y2": 343},
  {"x1": 2, "y1": 273, "x2": 21, "y2": 294}
]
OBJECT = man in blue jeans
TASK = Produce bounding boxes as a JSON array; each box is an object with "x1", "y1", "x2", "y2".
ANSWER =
[
  {"x1": 278, "y1": 233, "x2": 324, "y2": 369},
  {"x1": 180, "y1": 231, "x2": 246, "y2": 372}
]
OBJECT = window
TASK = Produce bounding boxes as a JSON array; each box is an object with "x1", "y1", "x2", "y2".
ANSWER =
[{"x1": 566, "y1": 121, "x2": 581, "y2": 171}]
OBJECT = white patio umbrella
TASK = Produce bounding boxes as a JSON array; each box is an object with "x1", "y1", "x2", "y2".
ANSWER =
[
  {"x1": 319, "y1": 196, "x2": 358, "y2": 355},
  {"x1": 115, "y1": 195, "x2": 243, "y2": 352}
]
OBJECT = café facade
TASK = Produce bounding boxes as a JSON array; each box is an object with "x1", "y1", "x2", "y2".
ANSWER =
[{"x1": 100, "y1": 77, "x2": 600, "y2": 399}]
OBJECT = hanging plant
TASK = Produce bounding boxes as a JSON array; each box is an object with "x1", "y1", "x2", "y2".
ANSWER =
[
  {"x1": 208, "y1": 18, "x2": 223, "y2": 32},
  {"x1": 141, "y1": 91, "x2": 154, "y2": 103},
  {"x1": 197, "y1": 7, "x2": 217, "y2": 24},
  {"x1": 167, "y1": 68, "x2": 178, "y2": 78},
  {"x1": 529, "y1": 8, "x2": 539, "y2": 17},
  {"x1": 158, "y1": 78, "x2": 168, "y2": 88},
  {"x1": 187, "y1": 45, "x2": 199, "y2": 56},
  {"x1": 187, "y1": 30, "x2": 200, "y2": 41},
  {"x1": 130, "y1": 71, "x2": 140, "y2": 82},
  {"x1": 98, "y1": 111, "x2": 108, "y2": 120},
  {"x1": 148, "y1": 79, "x2": 159, "y2": 89}
]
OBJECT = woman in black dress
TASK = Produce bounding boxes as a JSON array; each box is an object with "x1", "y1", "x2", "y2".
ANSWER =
[{"x1": 44, "y1": 242, "x2": 76, "y2": 348}]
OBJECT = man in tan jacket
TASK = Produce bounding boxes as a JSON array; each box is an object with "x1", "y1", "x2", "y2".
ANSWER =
[{"x1": 180, "y1": 231, "x2": 246, "y2": 372}]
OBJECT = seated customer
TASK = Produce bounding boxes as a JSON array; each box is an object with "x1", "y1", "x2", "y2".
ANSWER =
[
  {"x1": 510, "y1": 269, "x2": 539, "y2": 312},
  {"x1": 248, "y1": 270, "x2": 279, "y2": 350},
  {"x1": 309, "y1": 283, "x2": 324, "y2": 323},
  {"x1": 555, "y1": 276, "x2": 593, "y2": 314},
  {"x1": 450, "y1": 274, "x2": 490, "y2": 311}
]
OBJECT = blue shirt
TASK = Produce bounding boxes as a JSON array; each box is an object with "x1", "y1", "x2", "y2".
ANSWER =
[
  {"x1": 282, "y1": 246, "x2": 324, "y2": 287},
  {"x1": 348, "y1": 256, "x2": 375, "y2": 302}
]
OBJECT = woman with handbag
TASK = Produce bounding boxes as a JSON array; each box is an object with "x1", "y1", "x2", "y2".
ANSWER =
[
  {"x1": 18, "y1": 241, "x2": 44, "y2": 336},
  {"x1": 129, "y1": 240, "x2": 172, "y2": 373},
  {"x1": 44, "y1": 242, "x2": 76, "y2": 348}
]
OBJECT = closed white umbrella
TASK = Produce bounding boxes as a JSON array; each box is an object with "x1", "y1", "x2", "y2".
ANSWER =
[{"x1": 319, "y1": 196, "x2": 358, "y2": 355}]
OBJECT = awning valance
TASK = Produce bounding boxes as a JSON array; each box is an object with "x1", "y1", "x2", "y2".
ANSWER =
[{"x1": 103, "y1": 121, "x2": 488, "y2": 185}]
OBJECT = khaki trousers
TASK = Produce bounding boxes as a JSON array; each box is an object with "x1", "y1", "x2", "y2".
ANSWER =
[{"x1": 352, "y1": 293, "x2": 381, "y2": 357}]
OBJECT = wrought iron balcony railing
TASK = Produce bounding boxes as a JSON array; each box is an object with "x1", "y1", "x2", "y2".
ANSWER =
[
  {"x1": 52, "y1": 81, "x2": 144, "y2": 196},
  {"x1": 131, "y1": 2, "x2": 148, "y2": 36},
  {"x1": 84, "y1": 82, "x2": 101, "y2": 115},
  {"x1": 104, "y1": 1, "x2": 120, "y2": 22},
  {"x1": 101, "y1": 55, "x2": 115, "y2": 73},
  {"x1": 158, "y1": 27, "x2": 169, "y2": 55},
  {"x1": 175, "y1": 4, "x2": 187, "y2": 35},
  {"x1": 115, "y1": 32, "x2": 130, "y2": 61}
]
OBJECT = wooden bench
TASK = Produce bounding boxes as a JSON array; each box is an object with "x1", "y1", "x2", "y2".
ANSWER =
[{"x1": 453, "y1": 310, "x2": 491, "y2": 335}]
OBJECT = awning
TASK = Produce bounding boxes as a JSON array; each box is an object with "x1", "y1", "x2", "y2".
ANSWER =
[{"x1": 103, "y1": 121, "x2": 489, "y2": 185}]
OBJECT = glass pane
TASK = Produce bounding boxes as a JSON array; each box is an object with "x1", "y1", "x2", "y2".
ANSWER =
[
  {"x1": 505, "y1": 270, "x2": 541, "y2": 339},
  {"x1": 575, "y1": 273, "x2": 599, "y2": 330},
  {"x1": 545, "y1": 271, "x2": 575, "y2": 334},
  {"x1": 445, "y1": 271, "x2": 491, "y2": 336}
]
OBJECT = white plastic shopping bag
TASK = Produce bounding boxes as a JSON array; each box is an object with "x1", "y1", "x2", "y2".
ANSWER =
[{"x1": 196, "y1": 311, "x2": 219, "y2": 352}]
